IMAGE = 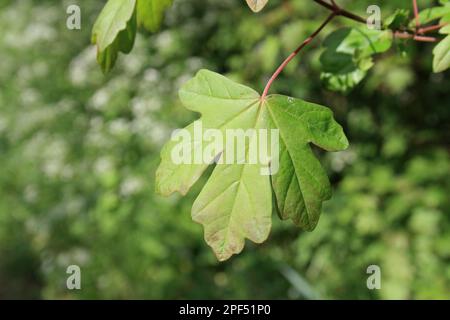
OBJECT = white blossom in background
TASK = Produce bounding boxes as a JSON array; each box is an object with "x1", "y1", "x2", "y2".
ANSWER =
[
  {"x1": 120, "y1": 177, "x2": 145, "y2": 197},
  {"x1": 330, "y1": 149, "x2": 357, "y2": 172},
  {"x1": 69, "y1": 46, "x2": 97, "y2": 86}
]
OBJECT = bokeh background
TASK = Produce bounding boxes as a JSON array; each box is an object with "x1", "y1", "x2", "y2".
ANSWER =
[{"x1": 0, "y1": 0, "x2": 449, "y2": 299}]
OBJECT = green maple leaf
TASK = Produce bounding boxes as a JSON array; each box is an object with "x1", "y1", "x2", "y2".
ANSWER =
[
  {"x1": 92, "y1": 0, "x2": 137, "y2": 74},
  {"x1": 409, "y1": 3, "x2": 450, "y2": 27},
  {"x1": 156, "y1": 70, "x2": 348, "y2": 260},
  {"x1": 384, "y1": 9, "x2": 410, "y2": 30}
]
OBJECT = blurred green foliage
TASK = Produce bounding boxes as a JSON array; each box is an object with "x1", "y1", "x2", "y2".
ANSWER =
[{"x1": 0, "y1": 0, "x2": 449, "y2": 299}]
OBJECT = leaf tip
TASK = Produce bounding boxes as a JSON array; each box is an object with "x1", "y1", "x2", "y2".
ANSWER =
[{"x1": 245, "y1": 0, "x2": 269, "y2": 13}]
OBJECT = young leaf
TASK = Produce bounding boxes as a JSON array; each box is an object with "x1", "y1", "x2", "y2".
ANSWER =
[
  {"x1": 409, "y1": 3, "x2": 450, "y2": 27},
  {"x1": 319, "y1": 27, "x2": 393, "y2": 93},
  {"x1": 439, "y1": 14, "x2": 450, "y2": 34},
  {"x1": 432, "y1": 9, "x2": 450, "y2": 72},
  {"x1": 92, "y1": 0, "x2": 137, "y2": 73},
  {"x1": 137, "y1": 0, "x2": 173, "y2": 32},
  {"x1": 433, "y1": 35, "x2": 450, "y2": 72},
  {"x1": 245, "y1": 0, "x2": 269, "y2": 13},
  {"x1": 320, "y1": 60, "x2": 372, "y2": 94},
  {"x1": 384, "y1": 9, "x2": 410, "y2": 30},
  {"x1": 156, "y1": 70, "x2": 348, "y2": 260}
]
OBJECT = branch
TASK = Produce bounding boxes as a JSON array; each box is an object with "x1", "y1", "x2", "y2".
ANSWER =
[
  {"x1": 395, "y1": 31, "x2": 437, "y2": 42},
  {"x1": 313, "y1": 0, "x2": 366, "y2": 24},
  {"x1": 314, "y1": 0, "x2": 438, "y2": 42},
  {"x1": 261, "y1": 13, "x2": 336, "y2": 99},
  {"x1": 413, "y1": 0, "x2": 421, "y2": 30},
  {"x1": 418, "y1": 23, "x2": 448, "y2": 34},
  {"x1": 261, "y1": 0, "x2": 442, "y2": 98}
]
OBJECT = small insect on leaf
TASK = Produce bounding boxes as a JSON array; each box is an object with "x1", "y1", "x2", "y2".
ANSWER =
[{"x1": 245, "y1": 0, "x2": 269, "y2": 13}]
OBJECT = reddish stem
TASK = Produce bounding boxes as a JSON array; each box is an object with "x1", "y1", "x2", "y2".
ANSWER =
[
  {"x1": 413, "y1": 35, "x2": 437, "y2": 42},
  {"x1": 418, "y1": 23, "x2": 448, "y2": 34},
  {"x1": 395, "y1": 31, "x2": 437, "y2": 42},
  {"x1": 413, "y1": 0, "x2": 420, "y2": 30},
  {"x1": 315, "y1": 0, "x2": 429, "y2": 40},
  {"x1": 313, "y1": 0, "x2": 366, "y2": 24},
  {"x1": 261, "y1": 0, "x2": 441, "y2": 99},
  {"x1": 261, "y1": 13, "x2": 336, "y2": 100}
]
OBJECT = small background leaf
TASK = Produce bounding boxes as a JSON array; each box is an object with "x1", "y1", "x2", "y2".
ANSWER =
[
  {"x1": 92, "y1": 0, "x2": 137, "y2": 73},
  {"x1": 320, "y1": 27, "x2": 393, "y2": 93},
  {"x1": 433, "y1": 35, "x2": 450, "y2": 72},
  {"x1": 137, "y1": 0, "x2": 173, "y2": 32},
  {"x1": 245, "y1": 0, "x2": 269, "y2": 13}
]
